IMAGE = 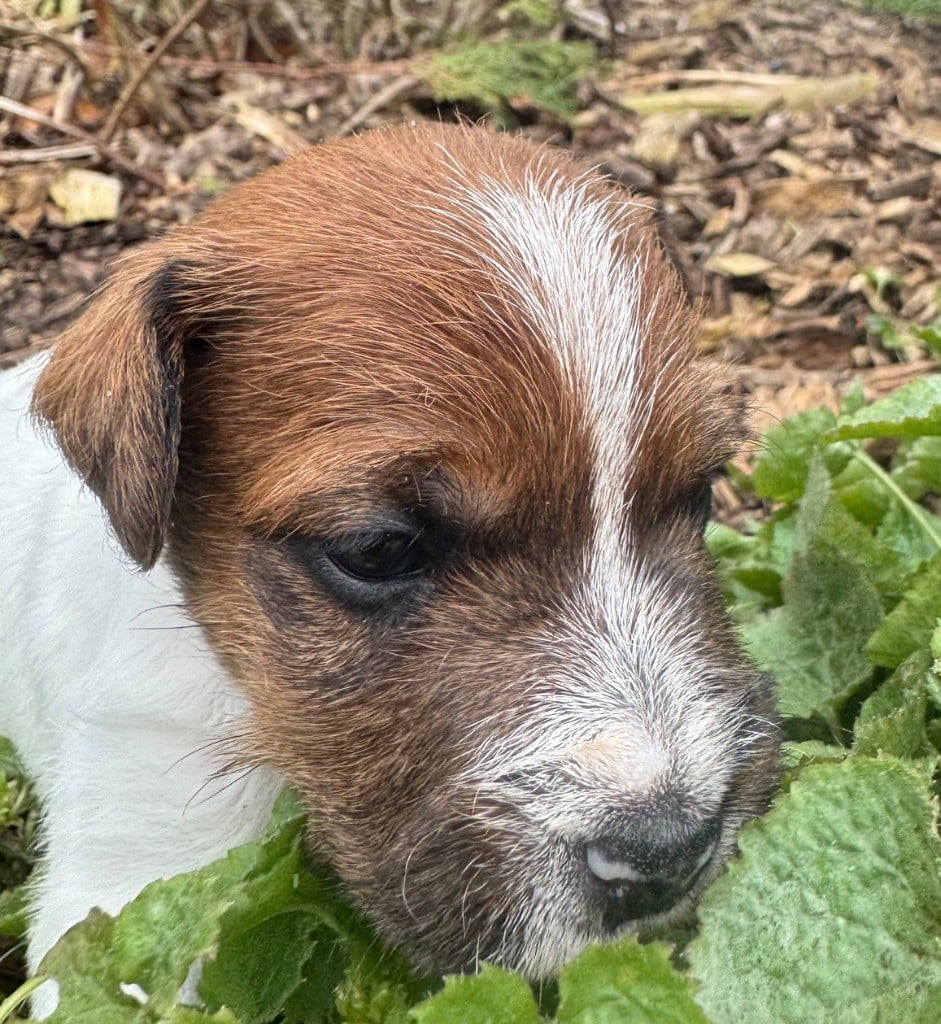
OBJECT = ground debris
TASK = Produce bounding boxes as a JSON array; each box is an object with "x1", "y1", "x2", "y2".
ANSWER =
[{"x1": 0, "y1": 0, "x2": 939, "y2": 418}]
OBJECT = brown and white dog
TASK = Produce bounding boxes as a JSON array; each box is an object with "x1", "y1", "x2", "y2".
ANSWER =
[{"x1": 0, "y1": 122, "x2": 778, "y2": 1013}]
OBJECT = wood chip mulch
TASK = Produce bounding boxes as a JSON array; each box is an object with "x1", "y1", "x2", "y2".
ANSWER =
[{"x1": 1, "y1": 0, "x2": 939, "y2": 437}]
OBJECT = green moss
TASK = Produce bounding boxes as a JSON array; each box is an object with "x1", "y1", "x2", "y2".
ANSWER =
[
  {"x1": 420, "y1": 38, "x2": 594, "y2": 123},
  {"x1": 864, "y1": 0, "x2": 941, "y2": 16}
]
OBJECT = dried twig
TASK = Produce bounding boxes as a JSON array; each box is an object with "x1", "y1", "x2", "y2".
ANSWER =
[
  {"x1": 0, "y1": 141, "x2": 96, "y2": 163},
  {"x1": 99, "y1": 0, "x2": 213, "y2": 144},
  {"x1": 0, "y1": 95, "x2": 166, "y2": 188},
  {"x1": 335, "y1": 73, "x2": 422, "y2": 138},
  {"x1": 0, "y1": 21, "x2": 92, "y2": 82}
]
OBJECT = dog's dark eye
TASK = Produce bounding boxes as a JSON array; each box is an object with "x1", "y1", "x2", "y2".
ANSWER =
[
  {"x1": 286, "y1": 522, "x2": 445, "y2": 615},
  {"x1": 328, "y1": 531, "x2": 429, "y2": 582}
]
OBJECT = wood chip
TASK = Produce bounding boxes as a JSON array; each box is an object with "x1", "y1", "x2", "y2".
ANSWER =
[{"x1": 704, "y1": 252, "x2": 777, "y2": 277}]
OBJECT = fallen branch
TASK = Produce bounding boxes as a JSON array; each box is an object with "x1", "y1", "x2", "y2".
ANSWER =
[
  {"x1": 616, "y1": 72, "x2": 880, "y2": 118},
  {"x1": 99, "y1": 0, "x2": 212, "y2": 144}
]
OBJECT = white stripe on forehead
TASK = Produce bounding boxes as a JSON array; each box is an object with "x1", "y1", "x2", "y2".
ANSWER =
[{"x1": 437, "y1": 163, "x2": 669, "y2": 547}]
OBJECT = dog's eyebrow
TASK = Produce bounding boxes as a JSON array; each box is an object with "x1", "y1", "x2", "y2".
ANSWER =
[{"x1": 241, "y1": 447, "x2": 511, "y2": 540}]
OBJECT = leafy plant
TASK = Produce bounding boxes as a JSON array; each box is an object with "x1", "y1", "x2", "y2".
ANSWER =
[
  {"x1": 0, "y1": 739, "x2": 35, "y2": 916},
  {"x1": 2, "y1": 372, "x2": 941, "y2": 1021}
]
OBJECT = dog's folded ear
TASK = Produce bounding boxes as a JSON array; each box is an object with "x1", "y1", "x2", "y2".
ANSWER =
[{"x1": 32, "y1": 246, "x2": 199, "y2": 570}]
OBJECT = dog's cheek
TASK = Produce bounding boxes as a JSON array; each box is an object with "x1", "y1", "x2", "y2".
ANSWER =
[{"x1": 206, "y1": 542, "x2": 526, "y2": 940}]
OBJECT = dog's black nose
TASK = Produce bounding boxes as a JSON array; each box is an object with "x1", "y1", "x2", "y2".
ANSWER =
[{"x1": 586, "y1": 810, "x2": 721, "y2": 928}]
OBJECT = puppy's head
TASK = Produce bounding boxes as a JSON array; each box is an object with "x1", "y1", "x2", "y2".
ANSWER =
[{"x1": 34, "y1": 123, "x2": 778, "y2": 976}]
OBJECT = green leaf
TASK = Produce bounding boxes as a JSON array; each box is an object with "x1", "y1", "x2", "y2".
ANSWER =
[
  {"x1": 750, "y1": 408, "x2": 843, "y2": 502},
  {"x1": 689, "y1": 758, "x2": 941, "y2": 1024},
  {"x1": 913, "y1": 321, "x2": 941, "y2": 356},
  {"x1": 873, "y1": 500, "x2": 938, "y2": 573},
  {"x1": 854, "y1": 650, "x2": 933, "y2": 758},
  {"x1": 165, "y1": 1009, "x2": 239, "y2": 1024},
  {"x1": 40, "y1": 909, "x2": 151, "y2": 1024},
  {"x1": 743, "y1": 458, "x2": 884, "y2": 721},
  {"x1": 0, "y1": 774, "x2": 9, "y2": 830},
  {"x1": 198, "y1": 912, "x2": 323, "y2": 1024},
  {"x1": 0, "y1": 885, "x2": 29, "y2": 938},
  {"x1": 0, "y1": 738, "x2": 24, "y2": 777},
  {"x1": 706, "y1": 521, "x2": 785, "y2": 620},
  {"x1": 780, "y1": 740, "x2": 845, "y2": 770},
  {"x1": 825, "y1": 375, "x2": 941, "y2": 441},
  {"x1": 867, "y1": 552, "x2": 941, "y2": 668},
  {"x1": 797, "y1": 455, "x2": 911, "y2": 595},
  {"x1": 556, "y1": 939, "x2": 710, "y2": 1024},
  {"x1": 411, "y1": 967, "x2": 541, "y2": 1024},
  {"x1": 891, "y1": 434, "x2": 941, "y2": 501},
  {"x1": 38, "y1": 792, "x2": 331, "y2": 1023},
  {"x1": 743, "y1": 555, "x2": 881, "y2": 722}
]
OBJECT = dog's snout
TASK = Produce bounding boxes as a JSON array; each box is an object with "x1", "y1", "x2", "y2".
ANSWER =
[{"x1": 586, "y1": 809, "x2": 721, "y2": 927}]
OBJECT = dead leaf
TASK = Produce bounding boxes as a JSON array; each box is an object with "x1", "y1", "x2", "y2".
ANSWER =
[
  {"x1": 703, "y1": 206, "x2": 734, "y2": 239},
  {"x1": 48, "y1": 169, "x2": 122, "y2": 227},
  {"x1": 704, "y1": 252, "x2": 777, "y2": 277},
  {"x1": 889, "y1": 116, "x2": 941, "y2": 157},
  {"x1": 875, "y1": 196, "x2": 916, "y2": 223},
  {"x1": 0, "y1": 167, "x2": 55, "y2": 239},
  {"x1": 625, "y1": 37, "x2": 703, "y2": 66}
]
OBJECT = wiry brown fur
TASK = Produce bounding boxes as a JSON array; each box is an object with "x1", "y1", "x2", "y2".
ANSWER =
[{"x1": 33, "y1": 122, "x2": 778, "y2": 974}]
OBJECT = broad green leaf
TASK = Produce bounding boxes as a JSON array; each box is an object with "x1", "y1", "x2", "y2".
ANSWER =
[
  {"x1": 891, "y1": 434, "x2": 941, "y2": 501},
  {"x1": 333, "y1": 961, "x2": 426, "y2": 1024},
  {"x1": 854, "y1": 650, "x2": 932, "y2": 758},
  {"x1": 166, "y1": 1009, "x2": 239, "y2": 1023},
  {"x1": 198, "y1": 912, "x2": 322, "y2": 1024},
  {"x1": 749, "y1": 407, "x2": 844, "y2": 502},
  {"x1": 743, "y1": 458, "x2": 883, "y2": 720},
  {"x1": 40, "y1": 909, "x2": 151, "y2": 1024},
  {"x1": 867, "y1": 552, "x2": 941, "y2": 668},
  {"x1": 743, "y1": 544, "x2": 881, "y2": 720},
  {"x1": 873, "y1": 500, "x2": 938, "y2": 573},
  {"x1": 780, "y1": 740, "x2": 845, "y2": 770},
  {"x1": 825, "y1": 375, "x2": 941, "y2": 441},
  {"x1": 40, "y1": 792, "x2": 322, "y2": 1023},
  {"x1": 706, "y1": 521, "x2": 784, "y2": 620},
  {"x1": 796, "y1": 455, "x2": 910, "y2": 595},
  {"x1": 331, "y1": 916, "x2": 431, "y2": 1024},
  {"x1": 689, "y1": 758, "x2": 941, "y2": 1024},
  {"x1": 556, "y1": 939, "x2": 710, "y2": 1024},
  {"x1": 282, "y1": 943, "x2": 347, "y2": 1024},
  {"x1": 411, "y1": 967, "x2": 541, "y2": 1024}
]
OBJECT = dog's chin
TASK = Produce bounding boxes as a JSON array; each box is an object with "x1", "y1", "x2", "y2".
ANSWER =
[
  {"x1": 400, "y1": 895, "x2": 693, "y2": 981},
  {"x1": 350, "y1": 835, "x2": 722, "y2": 981}
]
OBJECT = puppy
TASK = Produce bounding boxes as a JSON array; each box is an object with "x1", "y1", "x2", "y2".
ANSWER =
[{"x1": 0, "y1": 122, "x2": 778, "y2": 1011}]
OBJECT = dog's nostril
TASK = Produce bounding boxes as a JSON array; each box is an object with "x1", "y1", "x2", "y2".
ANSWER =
[{"x1": 587, "y1": 812, "x2": 721, "y2": 927}]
